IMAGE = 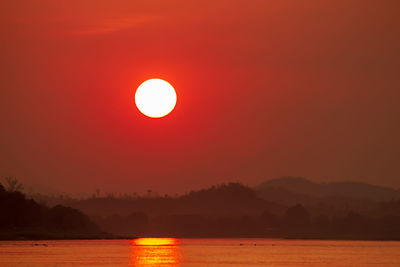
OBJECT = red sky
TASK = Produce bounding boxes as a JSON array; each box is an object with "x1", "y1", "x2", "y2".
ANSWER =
[{"x1": 1, "y1": 0, "x2": 399, "y2": 194}]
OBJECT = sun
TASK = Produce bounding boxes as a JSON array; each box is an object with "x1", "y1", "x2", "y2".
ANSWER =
[{"x1": 135, "y1": 79, "x2": 177, "y2": 118}]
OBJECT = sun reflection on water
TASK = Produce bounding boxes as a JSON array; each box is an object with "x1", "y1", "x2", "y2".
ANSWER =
[{"x1": 129, "y1": 238, "x2": 180, "y2": 266}]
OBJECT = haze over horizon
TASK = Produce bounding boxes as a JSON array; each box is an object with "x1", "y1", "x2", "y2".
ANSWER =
[{"x1": 1, "y1": 0, "x2": 400, "y2": 194}]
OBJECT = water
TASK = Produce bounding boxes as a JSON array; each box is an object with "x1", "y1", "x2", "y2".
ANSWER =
[{"x1": 0, "y1": 238, "x2": 399, "y2": 266}]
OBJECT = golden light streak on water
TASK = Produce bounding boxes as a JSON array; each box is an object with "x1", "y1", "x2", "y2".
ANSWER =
[{"x1": 130, "y1": 238, "x2": 179, "y2": 266}]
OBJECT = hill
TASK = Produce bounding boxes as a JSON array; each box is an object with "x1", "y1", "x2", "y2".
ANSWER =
[
  {"x1": 0, "y1": 183, "x2": 107, "y2": 240},
  {"x1": 54, "y1": 183, "x2": 283, "y2": 218}
]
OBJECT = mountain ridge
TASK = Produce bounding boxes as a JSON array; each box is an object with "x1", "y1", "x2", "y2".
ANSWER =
[{"x1": 256, "y1": 176, "x2": 400, "y2": 203}]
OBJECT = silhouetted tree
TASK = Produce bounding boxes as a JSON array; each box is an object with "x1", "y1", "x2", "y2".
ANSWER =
[{"x1": 3, "y1": 176, "x2": 23, "y2": 192}]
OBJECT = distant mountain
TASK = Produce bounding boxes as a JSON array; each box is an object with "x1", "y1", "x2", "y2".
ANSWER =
[
  {"x1": 255, "y1": 176, "x2": 400, "y2": 205},
  {"x1": 28, "y1": 181, "x2": 400, "y2": 239},
  {"x1": 51, "y1": 183, "x2": 285, "y2": 237},
  {"x1": 60, "y1": 183, "x2": 283, "y2": 218}
]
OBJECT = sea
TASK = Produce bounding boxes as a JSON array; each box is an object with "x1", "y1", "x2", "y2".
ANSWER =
[{"x1": 0, "y1": 238, "x2": 399, "y2": 266}]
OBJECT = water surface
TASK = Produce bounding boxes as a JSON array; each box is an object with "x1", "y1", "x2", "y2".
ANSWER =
[{"x1": 0, "y1": 238, "x2": 399, "y2": 266}]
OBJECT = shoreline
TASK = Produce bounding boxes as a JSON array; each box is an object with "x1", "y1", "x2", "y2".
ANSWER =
[
  {"x1": 0, "y1": 231, "x2": 135, "y2": 241},
  {"x1": 1, "y1": 235, "x2": 399, "y2": 242}
]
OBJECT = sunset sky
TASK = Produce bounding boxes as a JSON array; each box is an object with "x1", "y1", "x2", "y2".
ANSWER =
[{"x1": 1, "y1": 0, "x2": 399, "y2": 194}]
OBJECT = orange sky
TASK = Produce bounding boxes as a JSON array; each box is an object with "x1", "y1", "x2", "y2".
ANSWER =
[{"x1": 1, "y1": 0, "x2": 399, "y2": 194}]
